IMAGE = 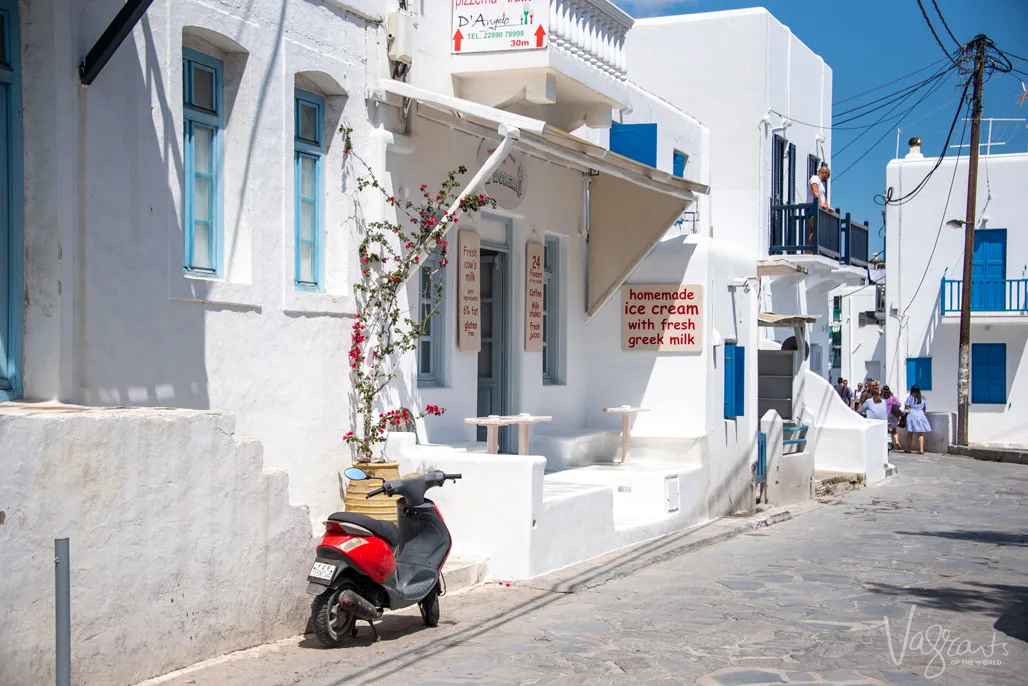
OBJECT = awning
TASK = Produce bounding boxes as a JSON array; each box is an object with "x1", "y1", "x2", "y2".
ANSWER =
[
  {"x1": 757, "y1": 313, "x2": 820, "y2": 328},
  {"x1": 374, "y1": 80, "x2": 709, "y2": 317}
]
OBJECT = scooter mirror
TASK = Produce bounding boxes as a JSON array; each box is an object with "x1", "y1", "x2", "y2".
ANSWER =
[{"x1": 343, "y1": 467, "x2": 368, "y2": 481}]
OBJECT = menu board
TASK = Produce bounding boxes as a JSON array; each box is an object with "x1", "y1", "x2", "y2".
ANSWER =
[
  {"x1": 525, "y1": 242, "x2": 544, "y2": 352},
  {"x1": 457, "y1": 230, "x2": 481, "y2": 352},
  {"x1": 621, "y1": 284, "x2": 704, "y2": 352}
]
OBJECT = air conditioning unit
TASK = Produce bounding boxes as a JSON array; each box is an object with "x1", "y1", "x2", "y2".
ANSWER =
[{"x1": 387, "y1": 11, "x2": 415, "y2": 64}]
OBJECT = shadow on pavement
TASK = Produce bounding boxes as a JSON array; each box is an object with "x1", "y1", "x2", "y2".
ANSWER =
[
  {"x1": 893, "y1": 529, "x2": 1028, "y2": 547},
  {"x1": 866, "y1": 581, "x2": 1028, "y2": 643}
]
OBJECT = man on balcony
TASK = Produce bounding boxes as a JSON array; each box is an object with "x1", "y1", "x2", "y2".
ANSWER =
[{"x1": 807, "y1": 164, "x2": 831, "y2": 249}]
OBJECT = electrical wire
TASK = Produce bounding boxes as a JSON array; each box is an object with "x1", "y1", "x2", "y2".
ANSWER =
[
  {"x1": 833, "y1": 59, "x2": 947, "y2": 106},
  {"x1": 834, "y1": 66, "x2": 952, "y2": 121},
  {"x1": 900, "y1": 99, "x2": 972, "y2": 317},
  {"x1": 834, "y1": 72, "x2": 958, "y2": 177},
  {"x1": 916, "y1": 0, "x2": 960, "y2": 65},
  {"x1": 875, "y1": 80, "x2": 971, "y2": 205},
  {"x1": 930, "y1": 0, "x2": 961, "y2": 49},
  {"x1": 835, "y1": 70, "x2": 954, "y2": 158}
]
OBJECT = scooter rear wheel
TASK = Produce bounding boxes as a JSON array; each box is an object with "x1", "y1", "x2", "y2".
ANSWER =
[
  {"x1": 419, "y1": 585, "x2": 440, "y2": 627},
  {"x1": 310, "y1": 582, "x2": 358, "y2": 648}
]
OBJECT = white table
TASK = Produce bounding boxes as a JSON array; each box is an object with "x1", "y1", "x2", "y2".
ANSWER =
[
  {"x1": 603, "y1": 406, "x2": 649, "y2": 464},
  {"x1": 464, "y1": 414, "x2": 553, "y2": 455}
]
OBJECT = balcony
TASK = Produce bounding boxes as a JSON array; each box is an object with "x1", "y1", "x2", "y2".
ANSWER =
[
  {"x1": 451, "y1": 0, "x2": 633, "y2": 130},
  {"x1": 940, "y1": 278, "x2": 1028, "y2": 318},
  {"x1": 769, "y1": 202, "x2": 869, "y2": 268}
]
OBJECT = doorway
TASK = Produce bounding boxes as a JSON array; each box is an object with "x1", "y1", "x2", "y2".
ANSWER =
[
  {"x1": 971, "y1": 229, "x2": 1006, "y2": 312},
  {"x1": 477, "y1": 248, "x2": 512, "y2": 453},
  {"x1": 0, "y1": 0, "x2": 23, "y2": 401}
]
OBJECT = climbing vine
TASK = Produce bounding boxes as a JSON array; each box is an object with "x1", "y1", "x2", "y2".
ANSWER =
[{"x1": 340, "y1": 127, "x2": 495, "y2": 462}]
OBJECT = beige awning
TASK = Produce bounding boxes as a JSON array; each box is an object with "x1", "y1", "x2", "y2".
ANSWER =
[
  {"x1": 758, "y1": 313, "x2": 820, "y2": 327},
  {"x1": 587, "y1": 174, "x2": 689, "y2": 316},
  {"x1": 374, "y1": 80, "x2": 709, "y2": 317}
]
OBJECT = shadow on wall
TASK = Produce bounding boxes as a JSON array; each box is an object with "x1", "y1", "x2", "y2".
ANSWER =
[{"x1": 71, "y1": 14, "x2": 211, "y2": 409}]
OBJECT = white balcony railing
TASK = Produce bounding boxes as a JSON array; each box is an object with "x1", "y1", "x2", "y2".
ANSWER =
[{"x1": 548, "y1": 0, "x2": 632, "y2": 79}]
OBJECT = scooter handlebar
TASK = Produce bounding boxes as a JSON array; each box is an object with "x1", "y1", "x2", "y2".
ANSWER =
[
  {"x1": 365, "y1": 485, "x2": 389, "y2": 499},
  {"x1": 444, "y1": 473, "x2": 462, "y2": 480}
]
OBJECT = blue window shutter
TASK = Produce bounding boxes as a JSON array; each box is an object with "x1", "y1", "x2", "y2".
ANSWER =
[
  {"x1": 972, "y1": 343, "x2": 1006, "y2": 404},
  {"x1": 906, "y1": 357, "x2": 932, "y2": 392},
  {"x1": 672, "y1": 150, "x2": 686, "y2": 177},
  {"x1": 724, "y1": 343, "x2": 737, "y2": 418},
  {"x1": 735, "y1": 345, "x2": 746, "y2": 417},
  {"x1": 610, "y1": 123, "x2": 657, "y2": 167}
]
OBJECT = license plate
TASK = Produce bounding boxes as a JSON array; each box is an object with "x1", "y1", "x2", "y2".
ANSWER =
[{"x1": 309, "y1": 561, "x2": 336, "y2": 582}]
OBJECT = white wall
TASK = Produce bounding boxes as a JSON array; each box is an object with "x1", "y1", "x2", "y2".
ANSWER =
[
  {"x1": 885, "y1": 152, "x2": 1028, "y2": 444},
  {"x1": 831, "y1": 284, "x2": 885, "y2": 384},
  {"x1": 626, "y1": 9, "x2": 832, "y2": 257},
  {"x1": 0, "y1": 407, "x2": 312, "y2": 686},
  {"x1": 20, "y1": 0, "x2": 386, "y2": 522}
]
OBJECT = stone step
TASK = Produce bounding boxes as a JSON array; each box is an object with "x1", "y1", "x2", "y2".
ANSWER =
[
  {"x1": 441, "y1": 556, "x2": 488, "y2": 594},
  {"x1": 814, "y1": 470, "x2": 864, "y2": 497}
]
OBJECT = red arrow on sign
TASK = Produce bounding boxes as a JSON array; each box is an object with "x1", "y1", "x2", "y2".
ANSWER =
[
  {"x1": 534, "y1": 25, "x2": 546, "y2": 47},
  {"x1": 453, "y1": 29, "x2": 464, "y2": 52}
]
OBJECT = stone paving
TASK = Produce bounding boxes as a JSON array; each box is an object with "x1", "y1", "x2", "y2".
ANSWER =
[{"x1": 145, "y1": 453, "x2": 1028, "y2": 685}]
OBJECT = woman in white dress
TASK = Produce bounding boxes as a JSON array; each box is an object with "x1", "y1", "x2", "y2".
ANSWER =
[{"x1": 904, "y1": 385, "x2": 931, "y2": 454}]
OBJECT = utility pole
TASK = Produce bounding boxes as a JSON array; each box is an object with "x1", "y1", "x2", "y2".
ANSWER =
[{"x1": 956, "y1": 36, "x2": 987, "y2": 447}]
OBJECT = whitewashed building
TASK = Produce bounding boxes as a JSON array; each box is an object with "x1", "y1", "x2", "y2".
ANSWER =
[
  {"x1": 0, "y1": 2, "x2": 885, "y2": 683},
  {"x1": 624, "y1": 9, "x2": 871, "y2": 378},
  {"x1": 828, "y1": 281, "x2": 886, "y2": 385},
  {"x1": 885, "y1": 143, "x2": 1028, "y2": 445}
]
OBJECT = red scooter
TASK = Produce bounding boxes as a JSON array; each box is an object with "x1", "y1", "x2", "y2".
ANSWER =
[{"x1": 305, "y1": 467, "x2": 461, "y2": 647}]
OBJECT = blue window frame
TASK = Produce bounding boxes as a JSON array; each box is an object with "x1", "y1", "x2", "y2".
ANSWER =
[
  {"x1": 417, "y1": 257, "x2": 444, "y2": 387},
  {"x1": 906, "y1": 357, "x2": 933, "y2": 392},
  {"x1": 0, "y1": 0, "x2": 23, "y2": 401},
  {"x1": 542, "y1": 236, "x2": 560, "y2": 385},
  {"x1": 294, "y1": 89, "x2": 324, "y2": 290},
  {"x1": 610, "y1": 122, "x2": 657, "y2": 167},
  {"x1": 672, "y1": 150, "x2": 687, "y2": 178},
  {"x1": 183, "y1": 48, "x2": 223, "y2": 275},
  {"x1": 724, "y1": 343, "x2": 746, "y2": 419},
  {"x1": 971, "y1": 343, "x2": 1006, "y2": 405}
]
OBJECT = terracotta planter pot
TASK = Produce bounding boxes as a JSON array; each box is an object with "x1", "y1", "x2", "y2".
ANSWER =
[{"x1": 342, "y1": 462, "x2": 401, "y2": 524}]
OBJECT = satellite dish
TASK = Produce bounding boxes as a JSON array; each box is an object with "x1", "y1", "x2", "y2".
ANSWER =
[{"x1": 868, "y1": 263, "x2": 886, "y2": 285}]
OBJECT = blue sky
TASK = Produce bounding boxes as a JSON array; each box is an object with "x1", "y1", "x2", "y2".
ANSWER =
[{"x1": 613, "y1": 0, "x2": 1028, "y2": 257}]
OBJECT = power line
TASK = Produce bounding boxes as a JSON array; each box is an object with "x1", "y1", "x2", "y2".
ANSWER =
[
  {"x1": 930, "y1": 0, "x2": 961, "y2": 48},
  {"x1": 834, "y1": 66, "x2": 952, "y2": 121},
  {"x1": 900, "y1": 99, "x2": 972, "y2": 317},
  {"x1": 835, "y1": 69, "x2": 954, "y2": 159},
  {"x1": 916, "y1": 0, "x2": 960, "y2": 65},
  {"x1": 875, "y1": 79, "x2": 972, "y2": 204},
  {"x1": 833, "y1": 58, "x2": 946, "y2": 106}
]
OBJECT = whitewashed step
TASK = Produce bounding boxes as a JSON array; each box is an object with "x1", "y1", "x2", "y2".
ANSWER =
[{"x1": 441, "y1": 556, "x2": 488, "y2": 594}]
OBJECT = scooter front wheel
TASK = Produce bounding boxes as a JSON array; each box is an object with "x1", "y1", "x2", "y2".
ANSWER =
[
  {"x1": 310, "y1": 582, "x2": 358, "y2": 648},
  {"x1": 419, "y1": 585, "x2": 440, "y2": 627}
]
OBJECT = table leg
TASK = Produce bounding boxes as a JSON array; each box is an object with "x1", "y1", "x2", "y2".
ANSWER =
[
  {"x1": 518, "y1": 424, "x2": 530, "y2": 456},
  {"x1": 621, "y1": 414, "x2": 631, "y2": 464},
  {"x1": 486, "y1": 425, "x2": 499, "y2": 454}
]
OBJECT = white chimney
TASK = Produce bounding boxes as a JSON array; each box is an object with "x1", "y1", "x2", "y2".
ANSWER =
[{"x1": 905, "y1": 136, "x2": 924, "y2": 160}]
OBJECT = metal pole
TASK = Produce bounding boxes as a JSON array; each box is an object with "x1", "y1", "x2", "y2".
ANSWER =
[
  {"x1": 956, "y1": 37, "x2": 987, "y2": 447},
  {"x1": 55, "y1": 538, "x2": 71, "y2": 686}
]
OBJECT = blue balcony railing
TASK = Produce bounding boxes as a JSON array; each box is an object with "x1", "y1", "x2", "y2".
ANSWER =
[
  {"x1": 770, "y1": 201, "x2": 869, "y2": 267},
  {"x1": 940, "y1": 278, "x2": 1028, "y2": 315}
]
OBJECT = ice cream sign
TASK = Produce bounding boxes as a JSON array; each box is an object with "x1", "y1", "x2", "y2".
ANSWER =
[{"x1": 452, "y1": 0, "x2": 548, "y2": 54}]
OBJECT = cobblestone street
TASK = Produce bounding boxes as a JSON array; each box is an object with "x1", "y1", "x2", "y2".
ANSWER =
[{"x1": 147, "y1": 453, "x2": 1028, "y2": 686}]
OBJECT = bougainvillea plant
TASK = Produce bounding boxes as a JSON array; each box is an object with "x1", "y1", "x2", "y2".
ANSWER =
[{"x1": 340, "y1": 127, "x2": 496, "y2": 462}]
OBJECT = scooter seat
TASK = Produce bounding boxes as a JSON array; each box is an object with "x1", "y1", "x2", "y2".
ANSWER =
[{"x1": 326, "y1": 512, "x2": 401, "y2": 548}]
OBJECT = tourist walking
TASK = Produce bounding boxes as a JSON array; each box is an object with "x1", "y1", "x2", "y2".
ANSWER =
[
  {"x1": 904, "y1": 385, "x2": 931, "y2": 454},
  {"x1": 882, "y1": 385, "x2": 902, "y2": 450}
]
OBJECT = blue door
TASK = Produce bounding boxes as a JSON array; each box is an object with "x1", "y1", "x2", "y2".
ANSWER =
[
  {"x1": 0, "y1": 0, "x2": 22, "y2": 400},
  {"x1": 971, "y1": 229, "x2": 1006, "y2": 312}
]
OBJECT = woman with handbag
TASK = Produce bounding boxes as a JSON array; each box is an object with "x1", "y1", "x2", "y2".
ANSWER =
[
  {"x1": 904, "y1": 385, "x2": 931, "y2": 454},
  {"x1": 883, "y1": 386, "x2": 902, "y2": 450}
]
